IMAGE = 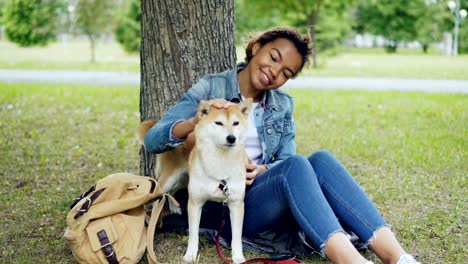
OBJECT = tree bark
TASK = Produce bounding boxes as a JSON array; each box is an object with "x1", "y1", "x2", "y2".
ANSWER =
[
  {"x1": 88, "y1": 34, "x2": 96, "y2": 63},
  {"x1": 307, "y1": 1, "x2": 321, "y2": 68},
  {"x1": 139, "y1": 0, "x2": 236, "y2": 177}
]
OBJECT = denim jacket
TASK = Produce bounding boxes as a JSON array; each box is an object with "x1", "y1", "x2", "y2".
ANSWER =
[{"x1": 144, "y1": 63, "x2": 296, "y2": 169}]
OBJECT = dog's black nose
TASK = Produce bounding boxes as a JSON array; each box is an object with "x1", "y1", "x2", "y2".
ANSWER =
[{"x1": 226, "y1": 135, "x2": 236, "y2": 144}]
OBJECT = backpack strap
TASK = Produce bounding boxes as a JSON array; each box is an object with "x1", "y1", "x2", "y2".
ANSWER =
[
  {"x1": 73, "y1": 187, "x2": 106, "y2": 219},
  {"x1": 97, "y1": 230, "x2": 119, "y2": 264},
  {"x1": 146, "y1": 194, "x2": 180, "y2": 264}
]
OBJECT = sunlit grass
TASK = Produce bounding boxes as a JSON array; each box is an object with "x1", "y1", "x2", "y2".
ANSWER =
[
  {"x1": 0, "y1": 83, "x2": 141, "y2": 263},
  {"x1": 0, "y1": 39, "x2": 139, "y2": 71},
  {"x1": 0, "y1": 82, "x2": 466, "y2": 263},
  {"x1": 302, "y1": 52, "x2": 468, "y2": 80}
]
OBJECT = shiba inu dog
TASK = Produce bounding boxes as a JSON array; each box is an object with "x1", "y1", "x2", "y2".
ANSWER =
[{"x1": 138, "y1": 99, "x2": 253, "y2": 263}]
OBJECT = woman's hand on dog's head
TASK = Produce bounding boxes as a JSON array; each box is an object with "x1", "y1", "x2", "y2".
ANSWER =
[{"x1": 208, "y1": 98, "x2": 236, "y2": 109}]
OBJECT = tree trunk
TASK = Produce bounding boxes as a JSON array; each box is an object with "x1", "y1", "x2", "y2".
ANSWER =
[
  {"x1": 309, "y1": 23, "x2": 317, "y2": 68},
  {"x1": 307, "y1": 2, "x2": 320, "y2": 68},
  {"x1": 139, "y1": 0, "x2": 235, "y2": 177},
  {"x1": 88, "y1": 34, "x2": 96, "y2": 63},
  {"x1": 422, "y1": 43, "x2": 429, "y2": 54}
]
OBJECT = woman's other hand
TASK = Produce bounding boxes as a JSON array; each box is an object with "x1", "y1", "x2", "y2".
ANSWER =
[{"x1": 246, "y1": 159, "x2": 268, "y2": 185}]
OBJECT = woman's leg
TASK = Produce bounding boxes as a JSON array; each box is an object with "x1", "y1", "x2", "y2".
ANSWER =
[
  {"x1": 243, "y1": 154, "x2": 368, "y2": 263},
  {"x1": 308, "y1": 150, "x2": 417, "y2": 264},
  {"x1": 307, "y1": 150, "x2": 388, "y2": 244},
  {"x1": 368, "y1": 227, "x2": 407, "y2": 264}
]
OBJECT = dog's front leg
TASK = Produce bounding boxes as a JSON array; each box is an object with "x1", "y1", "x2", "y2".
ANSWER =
[
  {"x1": 229, "y1": 201, "x2": 246, "y2": 264},
  {"x1": 183, "y1": 196, "x2": 203, "y2": 263}
]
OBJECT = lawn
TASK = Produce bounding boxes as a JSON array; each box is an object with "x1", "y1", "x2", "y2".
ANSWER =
[
  {"x1": 302, "y1": 52, "x2": 468, "y2": 80},
  {"x1": 3, "y1": 39, "x2": 468, "y2": 79},
  {"x1": 0, "y1": 82, "x2": 466, "y2": 263},
  {"x1": 0, "y1": 40, "x2": 139, "y2": 72}
]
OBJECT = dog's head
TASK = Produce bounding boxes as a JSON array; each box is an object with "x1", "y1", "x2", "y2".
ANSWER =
[{"x1": 194, "y1": 99, "x2": 253, "y2": 149}]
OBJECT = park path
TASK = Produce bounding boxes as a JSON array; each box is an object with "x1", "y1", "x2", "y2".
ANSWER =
[{"x1": 0, "y1": 69, "x2": 467, "y2": 94}]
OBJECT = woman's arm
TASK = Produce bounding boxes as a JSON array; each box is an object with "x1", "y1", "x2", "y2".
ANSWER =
[
  {"x1": 171, "y1": 98, "x2": 234, "y2": 139},
  {"x1": 246, "y1": 97, "x2": 296, "y2": 184},
  {"x1": 144, "y1": 77, "x2": 210, "y2": 153},
  {"x1": 172, "y1": 117, "x2": 198, "y2": 139},
  {"x1": 266, "y1": 121, "x2": 296, "y2": 169},
  {"x1": 265, "y1": 97, "x2": 296, "y2": 169}
]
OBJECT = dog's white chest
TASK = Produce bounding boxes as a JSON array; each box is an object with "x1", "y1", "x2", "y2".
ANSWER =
[
  {"x1": 189, "y1": 177, "x2": 244, "y2": 203},
  {"x1": 189, "y1": 154, "x2": 245, "y2": 203}
]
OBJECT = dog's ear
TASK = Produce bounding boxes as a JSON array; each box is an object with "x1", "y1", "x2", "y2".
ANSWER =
[
  {"x1": 239, "y1": 98, "x2": 253, "y2": 116},
  {"x1": 196, "y1": 100, "x2": 211, "y2": 120}
]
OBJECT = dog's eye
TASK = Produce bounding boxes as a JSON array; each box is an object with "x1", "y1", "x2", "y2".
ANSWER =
[
  {"x1": 215, "y1": 121, "x2": 223, "y2": 126},
  {"x1": 233, "y1": 121, "x2": 239, "y2": 126}
]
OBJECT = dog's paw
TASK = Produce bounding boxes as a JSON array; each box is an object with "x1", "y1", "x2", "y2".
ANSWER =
[
  {"x1": 169, "y1": 202, "x2": 182, "y2": 214},
  {"x1": 182, "y1": 251, "x2": 198, "y2": 263},
  {"x1": 231, "y1": 254, "x2": 246, "y2": 264}
]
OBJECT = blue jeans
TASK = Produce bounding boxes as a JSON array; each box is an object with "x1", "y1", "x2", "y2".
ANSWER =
[{"x1": 241, "y1": 150, "x2": 387, "y2": 254}]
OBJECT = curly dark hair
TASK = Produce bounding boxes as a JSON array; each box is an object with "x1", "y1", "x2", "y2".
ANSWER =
[{"x1": 244, "y1": 27, "x2": 312, "y2": 76}]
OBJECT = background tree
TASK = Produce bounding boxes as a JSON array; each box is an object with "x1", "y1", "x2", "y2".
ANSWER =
[
  {"x1": 414, "y1": 0, "x2": 447, "y2": 53},
  {"x1": 0, "y1": 0, "x2": 5, "y2": 40},
  {"x1": 74, "y1": 0, "x2": 114, "y2": 62},
  {"x1": 115, "y1": 0, "x2": 141, "y2": 53},
  {"x1": 235, "y1": 0, "x2": 279, "y2": 45},
  {"x1": 355, "y1": 0, "x2": 425, "y2": 53},
  {"x1": 2, "y1": 0, "x2": 64, "y2": 46},
  {"x1": 140, "y1": 0, "x2": 236, "y2": 177},
  {"x1": 454, "y1": 1, "x2": 468, "y2": 53},
  {"x1": 0, "y1": 0, "x2": 5, "y2": 22},
  {"x1": 309, "y1": 1, "x2": 354, "y2": 56}
]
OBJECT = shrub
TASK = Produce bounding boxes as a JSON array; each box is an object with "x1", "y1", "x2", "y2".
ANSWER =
[
  {"x1": 3, "y1": 0, "x2": 63, "y2": 46},
  {"x1": 115, "y1": 0, "x2": 140, "y2": 53}
]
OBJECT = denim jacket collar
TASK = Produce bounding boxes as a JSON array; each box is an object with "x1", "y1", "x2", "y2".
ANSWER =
[
  {"x1": 265, "y1": 90, "x2": 282, "y2": 111},
  {"x1": 227, "y1": 63, "x2": 242, "y2": 103}
]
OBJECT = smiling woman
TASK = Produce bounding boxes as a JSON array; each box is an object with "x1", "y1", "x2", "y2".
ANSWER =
[
  {"x1": 238, "y1": 38, "x2": 302, "y2": 94},
  {"x1": 141, "y1": 26, "x2": 420, "y2": 264},
  {"x1": 244, "y1": 28, "x2": 311, "y2": 78}
]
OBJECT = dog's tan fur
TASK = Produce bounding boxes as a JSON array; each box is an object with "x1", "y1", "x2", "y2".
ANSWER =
[
  {"x1": 137, "y1": 120, "x2": 194, "y2": 201},
  {"x1": 137, "y1": 99, "x2": 252, "y2": 263}
]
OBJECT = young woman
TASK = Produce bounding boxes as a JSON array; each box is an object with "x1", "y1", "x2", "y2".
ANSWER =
[{"x1": 144, "y1": 27, "x2": 419, "y2": 264}]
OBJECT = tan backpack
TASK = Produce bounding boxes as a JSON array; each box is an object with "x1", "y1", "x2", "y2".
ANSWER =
[{"x1": 63, "y1": 173, "x2": 178, "y2": 264}]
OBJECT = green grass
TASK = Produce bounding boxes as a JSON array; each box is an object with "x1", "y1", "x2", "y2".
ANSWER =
[
  {"x1": 0, "y1": 82, "x2": 466, "y2": 263},
  {"x1": 0, "y1": 83, "x2": 141, "y2": 262},
  {"x1": 0, "y1": 40, "x2": 139, "y2": 71},
  {"x1": 3, "y1": 39, "x2": 468, "y2": 79},
  {"x1": 302, "y1": 52, "x2": 468, "y2": 80}
]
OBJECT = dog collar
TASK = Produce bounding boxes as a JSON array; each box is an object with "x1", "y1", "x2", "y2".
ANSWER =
[{"x1": 218, "y1": 180, "x2": 229, "y2": 205}]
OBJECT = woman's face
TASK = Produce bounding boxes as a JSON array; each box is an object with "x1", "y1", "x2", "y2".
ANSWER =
[{"x1": 248, "y1": 38, "x2": 302, "y2": 91}]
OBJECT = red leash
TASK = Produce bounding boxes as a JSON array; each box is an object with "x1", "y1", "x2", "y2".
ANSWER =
[
  {"x1": 216, "y1": 216, "x2": 232, "y2": 264},
  {"x1": 215, "y1": 206, "x2": 304, "y2": 264}
]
